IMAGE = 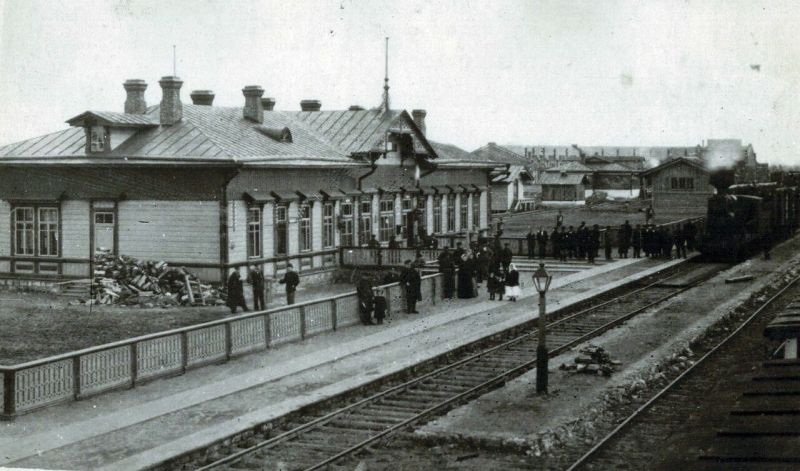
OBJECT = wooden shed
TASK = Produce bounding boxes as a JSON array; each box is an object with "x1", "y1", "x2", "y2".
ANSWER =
[
  {"x1": 540, "y1": 171, "x2": 589, "y2": 203},
  {"x1": 640, "y1": 157, "x2": 712, "y2": 214}
]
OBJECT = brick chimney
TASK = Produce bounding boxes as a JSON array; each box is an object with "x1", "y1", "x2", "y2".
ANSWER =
[
  {"x1": 123, "y1": 79, "x2": 148, "y2": 114},
  {"x1": 412, "y1": 109, "x2": 427, "y2": 136},
  {"x1": 243, "y1": 85, "x2": 264, "y2": 123},
  {"x1": 158, "y1": 76, "x2": 183, "y2": 125},
  {"x1": 300, "y1": 99, "x2": 321, "y2": 112},
  {"x1": 261, "y1": 97, "x2": 276, "y2": 111},
  {"x1": 190, "y1": 90, "x2": 215, "y2": 106}
]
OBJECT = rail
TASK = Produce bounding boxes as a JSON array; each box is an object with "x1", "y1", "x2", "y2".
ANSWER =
[{"x1": 0, "y1": 272, "x2": 443, "y2": 419}]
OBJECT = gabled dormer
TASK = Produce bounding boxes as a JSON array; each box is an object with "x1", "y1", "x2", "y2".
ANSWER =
[{"x1": 66, "y1": 110, "x2": 158, "y2": 154}]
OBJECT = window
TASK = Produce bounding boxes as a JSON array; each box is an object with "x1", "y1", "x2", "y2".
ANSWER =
[
  {"x1": 459, "y1": 195, "x2": 468, "y2": 231},
  {"x1": 246, "y1": 206, "x2": 261, "y2": 258},
  {"x1": 323, "y1": 202, "x2": 335, "y2": 248},
  {"x1": 379, "y1": 197, "x2": 395, "y2": 242},
  {"x1": 359, "y1": 199, "x2": 372, "y2": 245},
  {"x1": 473, "y1": 193, "x2": 480, "y2": 229},
  {"x1": 95, "y1": 213, "x2": 113, "y2": 224},
  {"x1": 670, "y1": 177, "x2": 695, "y2": 190},
  {"x1": 13, "y1": 206, "x2": 59, "y2": 257},
  {"x1": 447, "y1": 194, "x2": 456, "y2": 232},
  {"x1": 401, "y1": 195, "x2": 414, "y2": 236},
  {"x1": 90, "y1": 126, "x2": 107, "y2": 152},
  {"x1": 275, "y1": 205, "x2": 288, "y2": 255},
  {"x1": 433, "y1": 196, "x2": 442, "y2": 234},
  {"x1": 299, "y1": 202, "x2": 312, "y2": 252},
  {"x1": 14, "y1": 207, "x2": 34, "y2": 256},
  {"x1": 340, "y1": 201, "x2": 354, "y2": 246}
]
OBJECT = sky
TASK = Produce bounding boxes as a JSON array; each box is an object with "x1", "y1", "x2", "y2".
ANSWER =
[{"x1": 0, "y1": 0, "x2": 798, "y2": 165}]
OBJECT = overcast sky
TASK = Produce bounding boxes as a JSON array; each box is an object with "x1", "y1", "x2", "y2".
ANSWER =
[{"x1": 0, "y1": 0, "x2": 798, "y2": 164}]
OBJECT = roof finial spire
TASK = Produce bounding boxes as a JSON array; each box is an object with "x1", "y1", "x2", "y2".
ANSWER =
[{"x1": 382, "y1": 36, "x2": 390, "y2": 113}]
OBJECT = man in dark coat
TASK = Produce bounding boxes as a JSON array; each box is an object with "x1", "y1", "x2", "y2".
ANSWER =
[
  {"x1": 604, "y1": 226, "x2": 613, "y2": 260},
  {"x1": 619, "y1": 220, "x2": 632, "y2": 258},
  {"x1": 577, "y1": 222, "x2": 588, "y2": 259},
  {"x1": 526, "y1": 226, "x2": 536, "y2": 259},
  {"x1": 437, "y1": 247, "x2": 456, "y2": 299},
  {"x1": 537, "y1": 228, "x2": 548, "y2": 259},
  {"x1": 226, "y1": 270, "x2": 248, "y2": 314},
  {"x1": 476, "y1": 246, "x2": 490, "y2": 286},
  {"x1": 632, "y1": 224, "x2": 642, "y2": 258},
  {"x1": 588, "y1": 225, "x2": 600, "y2": 264},
  {"x1": 566, "y1": 226, "x2": 577, "y2": 259},
  {"x1": 674, "y1": 224, "x2": 686, "y2": 258},
  {"x1": 400, "y1": 260, "x2": 421, "y2": 314},
  {"x1": 555, "y1": 210, "x2": 564, "y2": 229},
  {"x1": 559, "y1": 227, "x2": 568, "y2": 262},
  {"x1": 368, "y1": 234, "x2": 380, "y2": 248},
  {"x1": 453, "y1": 242, "x2": 466, "y2": 268},
  {"x1": 356, "y1": 276, "x2": 375, "y2": 325},
  {"x1": 500, "y1": 243, "x2": 514, "y2": 274},
  {"x1": 247, "y1": 265, "x2": 266, "y2": 311},
  {"x1": 551, "y1": 228, "x2": 561, "y2": 260},
  {"x1": 279, "y1": 263, "x2": 300, "y2": 305},
  {"x1": 685, "y1": 221, "x2": 697, "y2": 252}
]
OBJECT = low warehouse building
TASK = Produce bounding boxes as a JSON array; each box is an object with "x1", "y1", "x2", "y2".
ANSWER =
[{"x1": 640, "y1": 157, "x2": 712, "y2": 214}]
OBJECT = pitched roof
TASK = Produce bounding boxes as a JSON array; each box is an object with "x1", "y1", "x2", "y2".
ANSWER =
[
  {"x1": 640, "y1": 157, "x2": 707, "y2": 176},
  {"x1": 430, "y1": 141, "x2": 495, "y2": 168},
  {"x1": 491, "y1": 165, "x2": 531, "y2": 183},
  {"x1": 583, "y1": 161, "x2": 636, "y2": 172},
  {"x1": 545, "y1": 161, "x2": 592, "y2": 173},
  {"x1": 539, "y1": 172, "x2": 589, "y2": 185},
  {"x1": 471, "y1": 143, "x2": 527, "y2": 165}
]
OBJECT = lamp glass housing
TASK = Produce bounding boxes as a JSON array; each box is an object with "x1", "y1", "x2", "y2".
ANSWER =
[{"x1": 533, "y1": 264, "x2": 552, "y2": 294}]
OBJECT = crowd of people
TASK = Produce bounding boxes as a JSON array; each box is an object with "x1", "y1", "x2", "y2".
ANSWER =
[
  {"x1": 523, "y1": 216, "x2": 699, "y2": 263},
  {"x1": 436, "y1": 239, "x2": 521, "y2": 302}
]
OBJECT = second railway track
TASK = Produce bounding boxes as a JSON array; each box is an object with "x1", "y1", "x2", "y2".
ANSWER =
[{"x1": 176, "y1": 262, "x2": 726, "y2": 471}]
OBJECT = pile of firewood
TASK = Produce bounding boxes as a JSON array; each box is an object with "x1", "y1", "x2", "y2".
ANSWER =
[
  {"x1": 87, "y1": 249, "x2": 225, "y2": 307},
  {"x1": 560, "y1": 345, "x2": 622, "y2": 376}
]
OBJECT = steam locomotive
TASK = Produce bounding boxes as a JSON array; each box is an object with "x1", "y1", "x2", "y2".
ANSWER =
[{"x1": 700, "y1": 169, "x2": 800, "y2": 260}]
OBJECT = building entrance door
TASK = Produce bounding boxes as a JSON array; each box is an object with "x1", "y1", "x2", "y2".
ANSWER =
[{"x1": 94, "y1": 212, "x2": 115, "y2": 253}]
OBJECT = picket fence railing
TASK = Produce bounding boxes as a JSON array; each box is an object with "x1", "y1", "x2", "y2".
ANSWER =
[{"x1": 0, "y1": 273, "x2": 442, "y2": 419}]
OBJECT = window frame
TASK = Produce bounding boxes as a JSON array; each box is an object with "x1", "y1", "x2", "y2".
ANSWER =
[
  {"x1": 12, "y1": 204, "x2": 60, "y2": 257},
  {"x1": 359, "y1": 199, "x2": 372, "y2": 246},
  {"x1": 340, "y1": 200, "x2": 354, "y2": 246},
  {"x1": 446, "y1": 194, "x2": 456, "y2": 233},
  {"x1": 322, "y1": 201, "x2": 335, "y2": 249},
  {"x1": 378, "y1": 196, "x2": 395, "y2": 243},
  {"x1": 459, "y1": 194, "x2": 468, "y2": 231},
  {"x1": 246, "y1": 205, "x2": 262, "y2": 258},
  {"x1": 274, "y1": 204, "x2": 288, "y2": 256},
  {"x1": 298, "y1": 201, "x2": 312, "y2": 252},
  {"x1": 472, "y1": 193, "x2": 480, "y2": 229},
  {"x1": 433, "y1": 195, "x2": 442, "y2": 234}
]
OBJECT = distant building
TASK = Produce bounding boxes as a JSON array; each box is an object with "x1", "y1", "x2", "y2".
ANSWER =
[
  {"x1": 539, "y1": 171, "x2": 590, "y2": 204},
  {"x1": 704, "y1": 139, "x2": 769, "y2": 183},
  {"x1": 640, "y1": 157, "x2": 712, "y2": 215},
  {"x1": 489, "y1": 165, "x2": 534, "y2": 213}
]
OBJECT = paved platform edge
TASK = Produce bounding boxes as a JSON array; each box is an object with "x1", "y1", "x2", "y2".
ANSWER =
[{"x1": 103, "y1": 258, "x2": 686, "y2": 471}]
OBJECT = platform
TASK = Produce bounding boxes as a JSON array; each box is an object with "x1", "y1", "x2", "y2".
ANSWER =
[{"x1": 0, "y1": 256, "x2": 683, "y2": 470}]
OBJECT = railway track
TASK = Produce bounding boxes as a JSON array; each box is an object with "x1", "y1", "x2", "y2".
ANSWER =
[
  {"x1": 186, "y1": 263, "x2": 724, "y2": 471},
  {"x1": 566, "y1": 271, "x2": 800, "y2": 471}
]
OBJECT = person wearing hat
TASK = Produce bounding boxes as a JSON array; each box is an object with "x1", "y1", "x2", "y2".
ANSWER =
[
  {"x1": 279, "y1": 263, "x2": 300, "y2": 305},
  {"x1": 399, "y1": 259, "x2": 421, "y2": 314},
  {"x1": 226, "y1": 269, "x2": 248, "y2": 314}
]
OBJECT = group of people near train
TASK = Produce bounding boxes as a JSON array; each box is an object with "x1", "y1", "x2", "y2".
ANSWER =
[
  {"x1": 524, "y1": 219, "x2": 699, "y2": 262},
  {"x1": 436, "y1": 239, "x2": 521, "y2": 302}
]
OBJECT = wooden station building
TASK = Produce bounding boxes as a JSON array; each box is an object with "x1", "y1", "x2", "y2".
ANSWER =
[{"x1": 0, "y1": 77, "x2": 494, "y2": 284}]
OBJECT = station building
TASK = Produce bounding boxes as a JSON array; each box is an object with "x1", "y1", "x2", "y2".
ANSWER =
[{"x1": 0, "y1": 77, "x2": 494, "y2": 284}]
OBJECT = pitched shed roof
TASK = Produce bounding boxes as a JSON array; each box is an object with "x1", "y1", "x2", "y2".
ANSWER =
[
  {"x1": 545, "y1": 161, "x2": 592, "y2": 173},
  {"x1": 429, "y1": 141, "x2": 495, "y2": 168},
  {"x1": 539, "y1": 172, "x2": 589, "y2": 185},
  {"x1": 471, "y1": 143, "x2": 527, "y2": 165},
  {"x1": 640, "y1": 157, "x2": 707, "y2": 177}
]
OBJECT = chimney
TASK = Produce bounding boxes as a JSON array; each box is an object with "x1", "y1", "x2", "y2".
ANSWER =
[
  {"x1": 158, "y1": 76, "x2": 183, "y2": 125},
  {"x1": 123, "y1": 79, "x2": 148, "y2": 114},
  {"x1": 261, "y1": 97, "x2": 276, "y2": 111},
  {"x1": 190, "y1": 90, "x2": 215, "y2": 106},
  {"x1": 411, "y1": 109, "x2": 427, "y2": 135},
  {"x1": 300, "y1": 99, "x2": 321, "y2": 112},
  {"x1": 348, "y1": 105, "x2": 365, "y2": 111},
  {"x1": 242, "y1": 86, "x2": 265, "y2": 123}
]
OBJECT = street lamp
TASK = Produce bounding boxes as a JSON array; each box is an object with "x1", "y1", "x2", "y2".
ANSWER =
[{"x1": 532, "y1": 263, "x2": 552, "y2": 394}]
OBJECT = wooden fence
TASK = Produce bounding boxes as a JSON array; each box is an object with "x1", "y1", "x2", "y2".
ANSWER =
[{"x1": 0, "y1": 273, "x2": 442, "y2": 419}]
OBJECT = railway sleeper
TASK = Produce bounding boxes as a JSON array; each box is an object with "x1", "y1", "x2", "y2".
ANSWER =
[
  {"x1": 344, "y1": 412, "x2": 405, "y2": 425},
  {"x1": 360, "y1": 406, "x2": 417, "y2": 419},
  {"x1": 332, "y1": 417, "x2": 399, "y2": 430}
]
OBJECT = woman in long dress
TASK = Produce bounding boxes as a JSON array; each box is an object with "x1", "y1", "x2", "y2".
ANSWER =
[
  {"x1": 457, "y1": 249, "x2": 476, "y2": 299},
  {"x1": 504, "y1": 263, "x2": 521, "y2": 302}
]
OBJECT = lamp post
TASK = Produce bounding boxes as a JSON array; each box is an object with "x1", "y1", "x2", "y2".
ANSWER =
[{"x1": 532, "y1": 263, "x2": 552, "y2": 394}]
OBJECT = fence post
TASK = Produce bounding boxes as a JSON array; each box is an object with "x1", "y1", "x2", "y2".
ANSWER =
[
  {"x1": 130, "y1": 343, "x2": 138, "y2": 387},
  {"x1": 72, "y1": 357, "x2": 81, "y2": 400},
  {"x1": 300, "y1": 306, "x2": 307, "y2": 340},
  {"x1": 224, "y1": 322, "x2": 233, "y2": 360},
  {"x1": 264, "y1": 313, "x2": 272, "y2": 348},
  {"x1": 3, "y1": 370, "x2": 15, "y2": 417},
  {"x1": 431, "y1": 277, "x2": 436, "y2": 305},
  {"x1": 331, "y1": 299, "x2": 338, "y2": 331},
  {"x1": 385, "y1": 286, "x2": 392, "y2": 315},
  {"x1": 181, "y1": 332, "x2": 189, "y2": 373}
]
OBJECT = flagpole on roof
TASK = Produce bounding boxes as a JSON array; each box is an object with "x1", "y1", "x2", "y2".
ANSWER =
[{"x1": 382, "y1": 37, "x2": 390, "y2": 113}]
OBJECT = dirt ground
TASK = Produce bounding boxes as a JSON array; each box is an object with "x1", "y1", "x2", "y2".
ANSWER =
[
  {"x1": 497, "y1": 206, "x2": 704, "y2": 237},
  {"x1": 0, "y1": 282, "x2": 354, "y2": 365}
]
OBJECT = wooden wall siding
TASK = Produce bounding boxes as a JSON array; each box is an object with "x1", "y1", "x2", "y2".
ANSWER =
[
  {"x1": 362, "y1": 166, "x2": 417, "y2": 191},
  {"x1": 454, "y1": 194, "x2": 462, "y2": 230},
  {"x1": 426, "y1": 196, "x2": 434, "y2": 235},
  {"x1": 227, "y1": 168, "x2": 358, "y2": 200},
  {"x1": 117, "y1": 201, "x2": 220, "y2": 263},
  {"x1": 467, "y1": 194, "x2": 473, "y2": 229},
  {"x1": 371, "y1": 194, "x2": 380, "y2": 238},
  {"x1": 651, "y1": 164, "x2": 711, "y2": 193},
  {"x1": 0, "y1": 168, "x2": 228, "y2": 201},
  {"x1": 594, "y1": 174, "x2": 635, "y2": 190},
  {"x1": 543, "y1": 185, "x2": 584, "y2": 201},
  {"x1": 441, "y1": 195, "x2": 449, "y2": 232},
  {"x1": 0, "y1": 200, "x2": 9, "y2": 257},
  {"x1": 492, "y1": 185, "x2": 508, "y2": 211},
  {"x1": 288, "y1": 202, "x2": 299, "y2": 257},
  {"x1": 262, "y1": 202, "x2": 275, "y2": 276},
  {"x1": 62, "y1": 262, "x2": 88, "y2": 277},
  {"x1": 227, "y1": 200, "x2": 248, "y2": 267},
  {"x1": 421, "y1": 169, "x2": 488, "y2": 187},
  {"x1": 312, "y1": 201, "x2": 323, "y2": 268},
  {"x1": 61, "y1": 200, "x2": 90, "y2": 259}
]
